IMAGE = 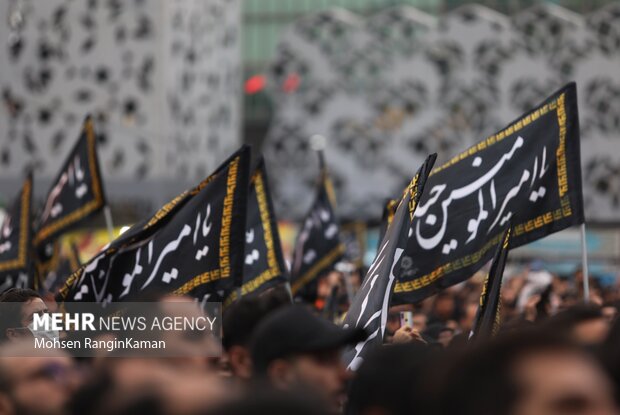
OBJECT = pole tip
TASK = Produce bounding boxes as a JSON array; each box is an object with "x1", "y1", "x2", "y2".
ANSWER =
[{"x1": 310, "y1": 134, "x2": 327, "y2": 152}]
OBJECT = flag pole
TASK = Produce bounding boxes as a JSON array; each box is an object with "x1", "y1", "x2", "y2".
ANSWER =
[
  {"x1": 580, "y1": 223, "x2": 590, "y2": 303},
  {"x1": 310, "y1": 134, "x2": 327, "y2": 170},
  {"x1": 103, "y1": 205, "x2": 115, "y2": 242},
  {"x1": 336, "y1": 262, "x2": 355, "y2": 305},
  {"x1": 284, "y1": 281, "x2": 294, "y2": 303}
]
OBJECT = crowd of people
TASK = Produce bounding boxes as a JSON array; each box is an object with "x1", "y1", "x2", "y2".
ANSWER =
[{"x1": 0, "y1": 262, "x2": 617, "y2": 415}]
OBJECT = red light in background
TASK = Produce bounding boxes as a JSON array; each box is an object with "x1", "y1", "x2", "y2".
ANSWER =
[
  {"x1": 283, "y1": 73, "x2": 300, "y2": 93},
  {"x1": 244, "y1": 75, "x2": 266, "y2": 94}
]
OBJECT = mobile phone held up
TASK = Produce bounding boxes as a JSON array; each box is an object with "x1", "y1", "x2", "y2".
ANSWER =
[{"x1": 400, "y1": 311, "x2": 413, "y2": 328}]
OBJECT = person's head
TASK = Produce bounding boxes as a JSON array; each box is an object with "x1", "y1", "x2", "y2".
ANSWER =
[
  {"x1": 600, "y1": 316, "x2": 620, "y2": 406},
  {"x1": 347, "y1": 342, "x2": 434, "y2": 415},
  {"x1": 435, "y1": 330, "x2": 618, "y2": 415},
  {"x1": 559, "y1": 291, "x2": 581, "y2": 310},
  {"x1": 0, "y1": 340, "x2": 80, "y2": 415},
  {"x1": 317, "y1": 271, "x2": 343, "y2": 300},
  {"x1": 222, "y1": 290, "x2": 290, "y2": 380},
  {"x1": 545, "y1": 304, "x2": 610, "y2": 345},
  {"x1": 412, "y1": 311, "x2": 428, "y2": 332},
  {"x1": 422, "y1": 323, "x2": 450, "y2": 346},
  {"x1": 431, "y1": 292, "x2": 455, "y2": 322},
  {"x1": 202, "y1": 386, "x2": 330, "y2": 415},
  {"x1": 157, "y1": 294, "x2": 222, "y2": 370},
  {"x1": 71, "y1": 358, "x2": 231, "y2": 415},
  {"x1": 602, "y1": 303, "x2": 618, "y2": 323},
  {"x1": 385, "y1": 304, "x2": 414, "y2": 337},
  {"x1": 459, "y1": 300, "x2": 479, "y2": 333},
  {"x1": 0, "y1": 289, "x2": 47, "y2": 343},
  {"x1": 250, "y1": 305, "x2": 365, "y2": 413},
  {"x1": 574, "y1": 267, "x2": 584, "y2": 283},
  {"x1": 437, "y1": 327, "x2": 455, "y2": 348}
]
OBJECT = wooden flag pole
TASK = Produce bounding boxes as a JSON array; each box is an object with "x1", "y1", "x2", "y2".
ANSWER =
[
  {"x1": 103, "y1": 205, "x2": 115, "y2": 242},
  {"x1": 580, "y1": 223, "x2": 590, "y2": 303}
]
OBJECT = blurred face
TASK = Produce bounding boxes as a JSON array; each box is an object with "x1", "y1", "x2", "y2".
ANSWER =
[
  {"x1": 412, "y1": 313, "x2": 427, "y2": 332},
  {"x1": 433, "y1": 296, "x2": 455, "y2": 320},
  {"x1": 226, "y1": 345, "x2": 252, "y2": 380},
  {"x1": 459, "y1": 303, "x2": 478, "y2": 332},
  {"x1": 20, "y1": 298, "x2": 48, "y2": 328},
  {"x1": 6, "y1": 298, "x2": 49, "y2": 342},
  {"x1": 511, "y1": 351, "x2": 619, "y2": 415},
  {"x1": 386, "y1": 312, "x2": 401, "y2": 336},
  {"x1": 572, "y1": 318, "x2": 610, "y2": 345},
  {"x1": 437, "y1": 329, "x2": 454, "y2": 348},
  {"x1": 317, "y1": 272, "x2": 343, "y2": 299},
  {"x1": 158, "y1": 295, "x2": 220, "y2": 371},
  {"x1": 0, "y1": 355, "x2": 79, "y2": 415},
  {"x1": 386, "y1": 305, "x2": 414, "y2": 336},
  {"x1": 349, "y1": 272, "x2": 362, "y2": 293},
  {"x1": 601, "y1": 307, "x2": 617, "y2": 323},
  {"x1": 109, "y1": 358, "x2": 232, "y2": 414},
  {"x1": 272, "y1": 349, "x2": 349, "y2": 412}
]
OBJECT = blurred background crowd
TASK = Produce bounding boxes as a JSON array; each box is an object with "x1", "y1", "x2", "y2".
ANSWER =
[{"x1": 0, "y1": 278, "x2": 617, "y2": 415}]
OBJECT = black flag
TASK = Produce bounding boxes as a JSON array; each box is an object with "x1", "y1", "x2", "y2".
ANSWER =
[
  {"x1": 35, "y1": 241, "x2": 61, "y2": 289},
  {"x1": 290, "y1": 163, "x2": 345, "y2": 297},
  {"x1": 0, "y1": 174, "x2": 33, "y2": 291},
  {"x1": 469, "y1": 227, "x2": 511, "y2": 343},
  {"x1": 342, "y1": 154, "x2": 436, "y2": 371},
  {"x1": 34, "y1": 116, "x2": 106, "y2": 265},
  {"x1": 394, "y1": 83, "x2": 584, "y2": 304},
  {"x1": 224, "y1": 159, "x2": 289, "y2": 306},
  {"x1": 57, "y1": 147, "x2": 250, "y2": 304},
  {"x1": 41, "y1": 242, "x2": 81, "y2": 294}
]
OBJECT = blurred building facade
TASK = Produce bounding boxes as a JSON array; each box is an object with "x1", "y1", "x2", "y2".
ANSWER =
[
  {"x1": 0, "y1": 0, "x2": 617, "y2": 272},
  {"x1": 0, "y1": 0, "x2": 242, "y2": 216},
  {"x1": 243, "y1": 0, "x2": 617, "y2": 126},
  {"x1": 244, "y1": 1, "x2": 620, "y2": 225}
]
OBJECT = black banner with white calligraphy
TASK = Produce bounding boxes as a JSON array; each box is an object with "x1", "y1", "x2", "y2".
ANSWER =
[
  {"x1": 57, "y1": 147, "x2": 250, "y2": 304},
  {"x1": 0, "y1": 174, "x2": 33, "y2": 291},
  {"x1": 34, "y1": 116, "x2": 106, "y2": 260},
  {"x1": 393, "y1": 83, "x2": 584, "y2": 304},
  {"x1": 224, "y1": 159, "x2": 289, "y2": 306},
  {"x1": 343, "y1": 154, "x2": 436, "y2": 371},
  {"x1": 290, "y1": 168, "x2": 345, "y2": 298},
  {"x1": 469, "y1": 227, "x2": 510, "y2": 343}
]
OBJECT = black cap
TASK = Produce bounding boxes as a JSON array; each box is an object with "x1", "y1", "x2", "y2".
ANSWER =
[{"x1": 250, "y1": 305, "x2": 366, "y2": 374}]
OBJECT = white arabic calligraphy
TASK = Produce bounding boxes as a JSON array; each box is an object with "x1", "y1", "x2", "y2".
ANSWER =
[
  {"x1": 140, "y1": 225, "x2": 191, "y2": 290},
  {"x1": 414, "y1": 136, "x2": 525, "y2": 251},
  {"x1": 119, "y1": 249, "x2": 143, "y2": 299},
  {"x1": 346, "y1": 243, "x2": 403, "y2": 371}
]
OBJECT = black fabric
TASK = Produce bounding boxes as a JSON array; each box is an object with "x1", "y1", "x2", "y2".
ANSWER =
[
  {"x1": 224, "y1": 158, "x2": 289, "y2": 307},
  {"x1": 0, "y1": 174, "x2": 33, "y2": 290},
  {"x1": 342, "y1": 154, "x2": 436, "y2": 371},
  {"x1": 34, "y1": 116, "x2": 106, "y2": 256},
  {"x1": 469, "y1": 227, "x2": 511, "y2": 343},
  {"x1": 290, "y1": 168, "x2": 344, "y2": 299},
  {"x1": 40, "y1": 242, "x2": 81, "y2": 294},
  {"x1": 57, "y1": 146, "x2": 250, "y2": 303},
  {"x1": 393, "y1": 83, "x2": 584, "y2": 304},
  {"x1": 250, "y1": 305, "x2": 365, "y2": 373}
]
